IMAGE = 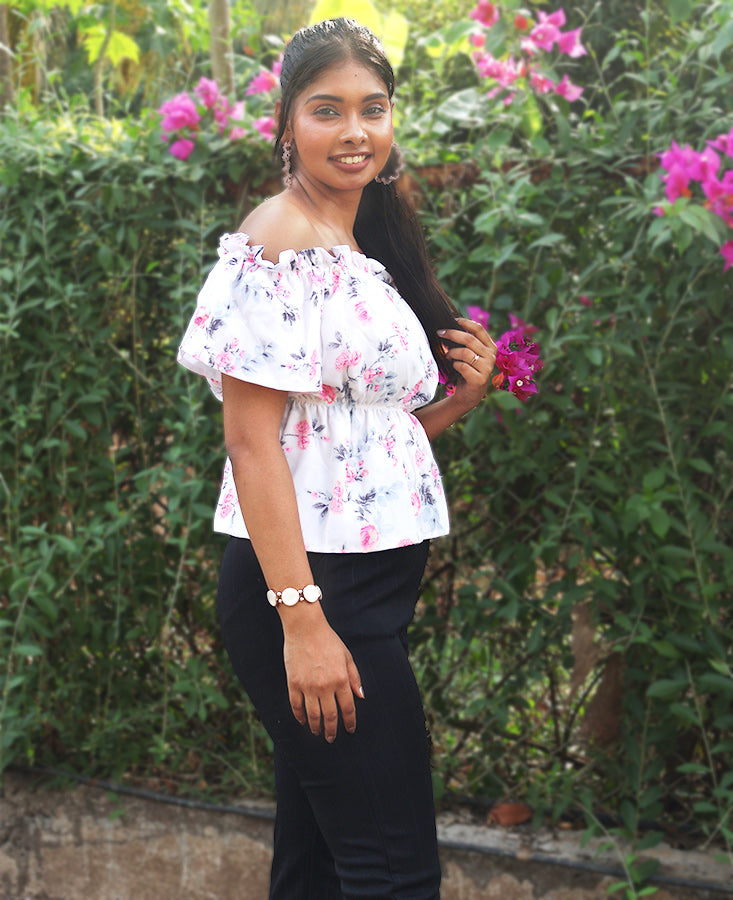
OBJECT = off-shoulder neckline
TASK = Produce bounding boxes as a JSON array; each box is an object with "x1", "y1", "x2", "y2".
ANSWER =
[{"x1": 218, "y1": 231, "x2": 388, "y2": 276}]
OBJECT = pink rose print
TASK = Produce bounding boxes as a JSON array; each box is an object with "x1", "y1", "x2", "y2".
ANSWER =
[
  {"x1": 330, "y1": 481, "x2": 344, "y2": 514},
  {"x1": 320, "y1": 384, "x2": 337, "y2": 404},
  {"x1": 295, "y1": 419, "x2": 311, "y2": 450},
  {"x1": 393, "y1": 322, "x2": 409, "y2": 351},
  {"x1": 215, "y1": 350, "x2": 234, "y2": 371},
  {"x1": 307, "y1": 349, "x2": 319, "y2": 381},
  {"x1": 364, "y1": 368, "x2": 377, "y2": 384},
  {"x1": 415, "y1": 447, "x2": 426, "y2": 466},
  {"x1": 411, "y1": 492, "x2": 421, "y2": 515},
  {"x1": 345, "y1": 463, "x2": 355, "y2": 483},
  {"x1": 431, "y1": 464, "x2": 440, "y2": 480},
  {"x1": 398, "y1": 538, "x2": 414, "y2": 547},
  {"x1": 219, "y1": 487, "x2": 237, "y2": 518},
  {"x1": 360, "y1": 524, "x2": 379, "y2": 549},
  {"x1": 354, "y1": 301, "x2": 371, "y2": 322},
  {"x1": 335, "y1": 350, "x2": 362, "y2": 370},
  {"x1": 193, "y1": 308, "x2": 209, "y2": 327}
]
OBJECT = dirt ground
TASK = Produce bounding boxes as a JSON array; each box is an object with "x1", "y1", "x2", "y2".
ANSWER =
[{"x1": 0, "y1": 771, "x2": 730, "y2": 900}]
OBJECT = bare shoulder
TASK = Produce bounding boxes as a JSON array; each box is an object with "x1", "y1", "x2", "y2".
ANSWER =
[{"x1": 238, "y1": 196, "x2": 319, "y2": 263}]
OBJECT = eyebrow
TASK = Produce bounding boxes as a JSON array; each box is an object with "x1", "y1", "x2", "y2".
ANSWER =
[{"x1": 305, "y1": 92, "x2": 388, "y2": 103}]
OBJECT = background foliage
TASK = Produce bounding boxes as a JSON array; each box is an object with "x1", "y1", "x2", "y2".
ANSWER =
[{"x1": 2, "y1": 0, "x2": 732, "y2": 890}]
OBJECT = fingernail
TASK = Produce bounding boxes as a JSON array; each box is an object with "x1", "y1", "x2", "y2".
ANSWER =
[
  {"x1": 326, "y1": 735, "x2": 335, "y2": 744},
  {"x1": 347, "y1": 725, "x2": 356, "y2": 734},
  {"x1": 358, "y1": 686, "x2": 365, "y2": 699},
  {"x1": 437, "y1": 329, "x2": 446, "y2": 335}
]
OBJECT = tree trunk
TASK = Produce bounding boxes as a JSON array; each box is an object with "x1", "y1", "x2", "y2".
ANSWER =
[
  {"x1": 208, "y1": 0, "x2": 234, "y2": 95},
  {"x1": 0, "y1": 4, "x2": 13, "y2": 108},
  {"x1": 92, "y1": 0, "x2": 117, "y2": 117}
]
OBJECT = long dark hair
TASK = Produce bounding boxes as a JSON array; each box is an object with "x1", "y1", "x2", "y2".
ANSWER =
[{"x1": 275, "y1": 18, "x2": 460, "y2": 382}]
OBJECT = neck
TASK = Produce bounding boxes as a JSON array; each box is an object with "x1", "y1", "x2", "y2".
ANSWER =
[{"x1": 285, "y1": 176, "x2": 363, "y2": 245}]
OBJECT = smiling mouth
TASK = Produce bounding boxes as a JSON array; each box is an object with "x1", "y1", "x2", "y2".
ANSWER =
[{"x1": 332, "y1": 154, "x2": 370, "y2": 165}]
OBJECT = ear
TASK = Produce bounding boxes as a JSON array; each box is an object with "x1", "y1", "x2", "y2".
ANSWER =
[{"x1": 275, "y1": 99, "x2": 293, "y2": 141}]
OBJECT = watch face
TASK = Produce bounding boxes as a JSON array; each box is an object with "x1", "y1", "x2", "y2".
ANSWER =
[
  {"x1": 281, "y1": 587, "x2": 301, "y2": 606},
  {"x1": 303, "y1": 584, "x2": 321, "y2": 603}
]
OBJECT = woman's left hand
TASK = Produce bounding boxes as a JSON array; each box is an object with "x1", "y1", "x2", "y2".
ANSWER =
[{"x1": 439, "y1": 316, "x2": 497, "y2": 412}]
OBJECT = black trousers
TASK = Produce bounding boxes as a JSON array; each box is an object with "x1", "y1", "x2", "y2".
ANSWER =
[{"x1": 217, "y1": 537, "x2": 441, "y2": 900}]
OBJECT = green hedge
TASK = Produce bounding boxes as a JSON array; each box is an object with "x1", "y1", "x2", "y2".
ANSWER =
[{"x1": 1, "y1": 1, "x2": 732, "y2": 882}]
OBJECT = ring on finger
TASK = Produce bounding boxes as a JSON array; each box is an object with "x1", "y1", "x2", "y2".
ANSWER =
[{"x1": 471, "y1": 352, "x2": 480, "y2": 365}]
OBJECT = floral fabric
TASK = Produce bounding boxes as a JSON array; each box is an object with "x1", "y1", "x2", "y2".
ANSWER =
[{"x1": 178, "y1": 231, "x2": 449, "y2": 553}]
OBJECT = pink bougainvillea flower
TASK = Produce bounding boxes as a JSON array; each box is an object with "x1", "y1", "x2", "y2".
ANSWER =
[
  {"x1": 228, "y1": 126, "x2": 247, "y2": 141},
  {"x1": 508, "y1": 313, "x2": 539, "y2": 335},
  {"x1": 557, "y1": 27, "x2": 587, "y2": 57},
  {"x1": 514, "y1": 13, "x2": 531, "y2": 29},
  {"x1": 702, "y1": 169, "x2": 733, "y2": 203},
  {"x1": 663, "y1": 164, "x2": 692, "y2": 203},
  {"x1": 530, "y1": 70, "x2": 555, "y2": 94},
  {"x1": 466, "y1": 306, "x2": 490, "y2": 329},
  {"x1": 470, "y1": 32, "x2": 486, "y2": 47},
  {"x1": 169, "y1": 138, "x2": 195, "y2": 160},
  {"x1": 475, "y1": 51, "x2": 522, "y2": 87},
  {"x1": 470, "y1": 0, "x2": 500, "y2": 28},
  {"x1": 246, "y1": 68, "x2": 280, "y2": 95},
  {"x1": 709, "y1": 129, "x2": 733, "y2": 158},
  {"x1": 229, "y1": 100, "x2": 245, "y2": 121},
  {"x1": 507, "y1": 373, "x2": 538, "y2": 401},
  {"x1": 554, "y1": 74, "x2": 583, "y2": 101},
  {"x1": 721, "y1": 240, "x2": 733, "y2": 272},
  {"x1": 527, "y1": 20, "x2": 561, "y2": 51},
  {"x1": 158, "y1": 92, "x2": 201, "y2": 133},
  {"x1": 695, "y1": 146, "x2": 720, "y2": 182},
  {"x1": 538, "y1": 8, "x2": 567, "y2": 28},
  {"x1": 253, "y1": 115, "x2": 277, "y2": 141},
  {"x1": 194, "y1": 77, "x2": 221, "y2": 109},
  {"x1": 659, "y1": 141, "x2": 706, "y2": 179}
]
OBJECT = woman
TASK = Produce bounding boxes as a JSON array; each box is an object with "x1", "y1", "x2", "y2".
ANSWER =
[{"x1": 178, "y1": 18, "x2": 496, "y2": 899}]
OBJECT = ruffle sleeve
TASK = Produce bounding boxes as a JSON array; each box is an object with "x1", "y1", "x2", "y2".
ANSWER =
[{"x1": 177, "y1": 232, "x2": 327, "y2": 400}]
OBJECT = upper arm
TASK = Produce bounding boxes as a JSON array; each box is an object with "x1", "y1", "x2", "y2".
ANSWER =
[{"x1": 221, "y1": 374, "x2": 289, "y2": 457}]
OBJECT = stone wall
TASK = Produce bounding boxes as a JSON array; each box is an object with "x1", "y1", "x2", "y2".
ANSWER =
[{"x1": 1, "y1": 773, "x2": 729, "y2": 900}]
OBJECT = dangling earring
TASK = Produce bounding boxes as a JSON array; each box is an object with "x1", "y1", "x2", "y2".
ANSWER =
[
  {"x1": 375, "y1": 143, "x2": 405, "y2": 185},
  {"x1": 281, "y1": 140, "x2": 294, "y2": 187}
]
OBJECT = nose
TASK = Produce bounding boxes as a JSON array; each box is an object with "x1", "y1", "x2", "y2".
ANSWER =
[{"x1": 340, "y1": 112, "x2": 366, "y2": 144}]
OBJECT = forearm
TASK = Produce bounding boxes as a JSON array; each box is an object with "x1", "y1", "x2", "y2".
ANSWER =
[
  {"x1": 412, "y1": 393, "x2": 476, "y2": 441},
  {"x1": 229, "y1": 446, "x2": 313, "y2": 592}
]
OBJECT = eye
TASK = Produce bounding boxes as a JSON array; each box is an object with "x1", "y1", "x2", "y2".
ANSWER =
[
  {"x1": 314, "y1": 106, "x2": 338, "y2": 117},
  {"x1": 365, "y1": 105, "x2": 387, "y2": 117}
]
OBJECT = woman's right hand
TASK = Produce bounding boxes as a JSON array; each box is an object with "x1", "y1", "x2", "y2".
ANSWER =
[{"x1": 281, "y1": 607, "x2": 364, "y2": 742}]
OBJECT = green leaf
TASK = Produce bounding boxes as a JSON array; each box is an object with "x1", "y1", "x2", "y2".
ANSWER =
[
  {"x1": 646, "y1": 677, "x2": 688, "y2": 699},
  {"x1": 13, "y1": 643, "x2": 43, "y2": 657},
  {"x1": 667, "y1": 0, "x2": 693, "y2": 25}
]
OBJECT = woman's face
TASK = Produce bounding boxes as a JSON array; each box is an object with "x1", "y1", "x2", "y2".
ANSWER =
[{"x1": 284, "y1": 59, "x2": 393, "y2": 193}]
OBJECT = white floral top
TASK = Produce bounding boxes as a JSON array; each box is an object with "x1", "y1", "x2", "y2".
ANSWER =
[{"x1": 177, "y1": 231, "x2": 449, "y2": 553}]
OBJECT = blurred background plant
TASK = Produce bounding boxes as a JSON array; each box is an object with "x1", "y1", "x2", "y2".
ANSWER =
[{"x1": 1, "y1": 0, "x2": 732, "y2": 892}]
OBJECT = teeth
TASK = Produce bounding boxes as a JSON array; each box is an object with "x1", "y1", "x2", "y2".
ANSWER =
[{"x1": 338, "y1": 155, "x2": 367, "y2": 164}]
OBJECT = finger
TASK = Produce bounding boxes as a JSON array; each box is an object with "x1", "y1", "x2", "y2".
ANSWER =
[
  {"x1": 455, "y1": 320, "x2": 498, "y2": 355},
  {"x1": 320, "y1": 696, "x2": 340, "y2": 743},
  {"x1": 289, "y1": 688, "x2": 306, "y2": 726},
  {"x1": 305, "y1": 694, "x2": 323, "y2": 736}
]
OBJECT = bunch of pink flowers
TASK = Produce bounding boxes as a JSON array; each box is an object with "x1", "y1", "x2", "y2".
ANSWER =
[
  {"x1": 470, "y1": 4, "x2": 585, "y2": 106},
  {"x1": 243, "y1": 56, "x2": 284, "y2": 143},
  {"x1": 656, "y1": 128, "x2": 733, "y2": 271},
  {"x1": 158, "y1": 77, "x2": 248, "y2": 160},
  {"x1": 466, "y1": 307, "x2": 544, "y2": 401}
]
